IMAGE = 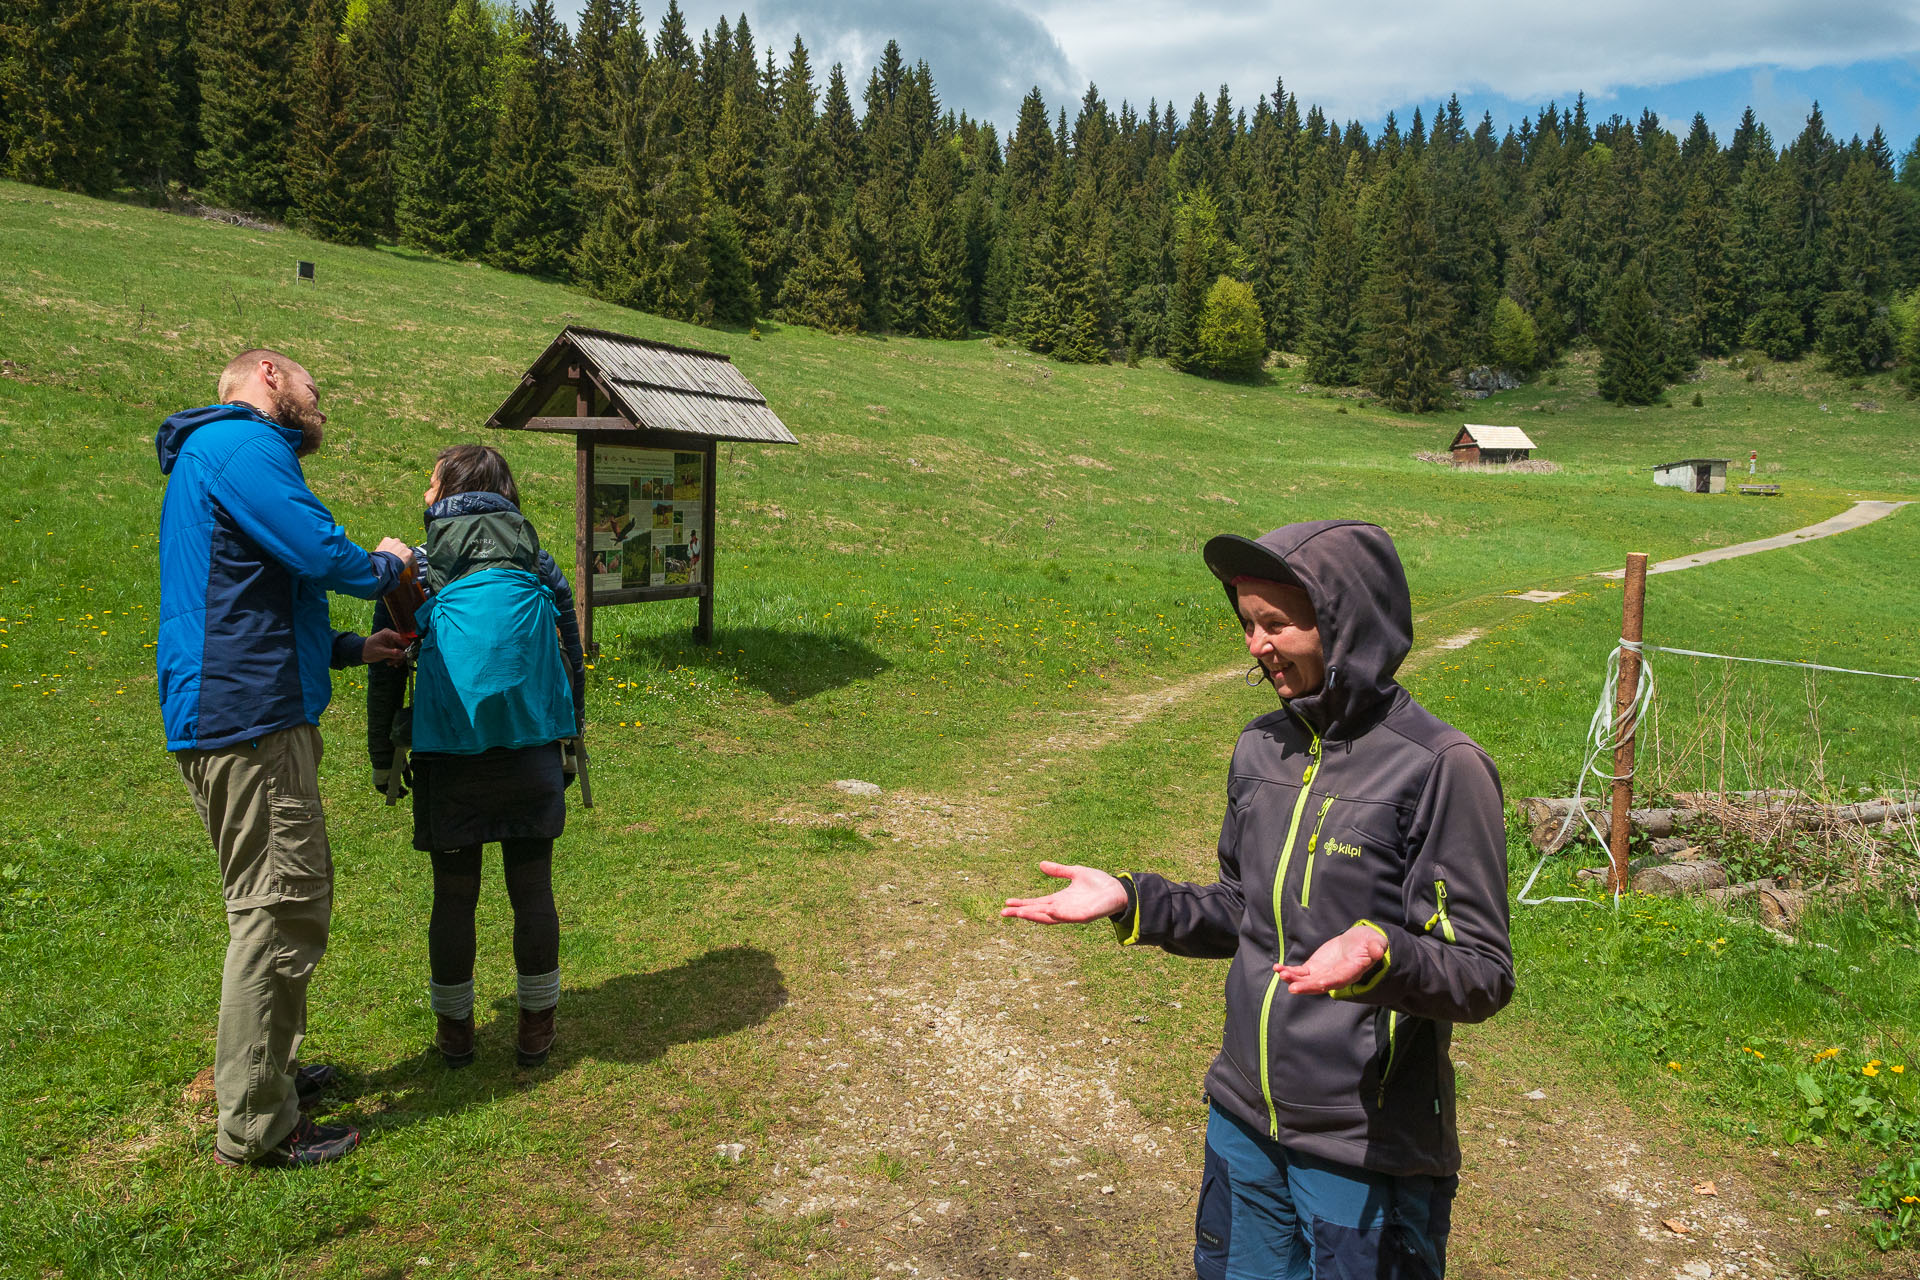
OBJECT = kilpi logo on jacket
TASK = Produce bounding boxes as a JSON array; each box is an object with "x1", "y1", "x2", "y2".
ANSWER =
[{"x1": 1324, "y1": 839, "x2": 1362, "y2": 859}]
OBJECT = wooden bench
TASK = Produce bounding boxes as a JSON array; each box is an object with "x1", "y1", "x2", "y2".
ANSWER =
[{"x1": 1738, "y1": 484, "x2": 1781, "y2": 496}]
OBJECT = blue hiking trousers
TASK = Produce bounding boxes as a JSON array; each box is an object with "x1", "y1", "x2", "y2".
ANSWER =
[{"x1": 1195, "y1": 1104, "x2": 1456, "y2": 1280}]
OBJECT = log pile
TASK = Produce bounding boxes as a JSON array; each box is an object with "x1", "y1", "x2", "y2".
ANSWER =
[{"x1": 1520, "y1": 790, "x2": 1916, "y2": 928}]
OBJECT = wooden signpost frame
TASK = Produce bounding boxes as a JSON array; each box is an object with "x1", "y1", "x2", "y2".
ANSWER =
[{"x1": 516, "y1": 368, "x2": 719, "y2": 654}]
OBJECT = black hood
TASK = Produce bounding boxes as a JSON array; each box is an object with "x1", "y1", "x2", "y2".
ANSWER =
[{"x1": 1203, "y1": 520, "x2": 1412, "y2": 739}]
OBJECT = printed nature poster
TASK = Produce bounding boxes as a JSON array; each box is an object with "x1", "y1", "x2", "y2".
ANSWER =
[
  {"x1": 673, "y1": 452, "x2": 703, "y2": 504},
  {"x1": 663, "y1": 543, "x2": 691, "y2": 586},
  {"x1": 620, "y1": 532, "x2": 652, "y2": 589}
]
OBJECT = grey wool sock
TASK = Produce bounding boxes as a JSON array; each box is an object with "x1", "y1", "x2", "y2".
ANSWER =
[
  {"x1": 517, "y1": 968, "x2": 560, "y2": 1013},
  {"x1": 428, "y1": 978, "x2": 474, "y2": 1020}
]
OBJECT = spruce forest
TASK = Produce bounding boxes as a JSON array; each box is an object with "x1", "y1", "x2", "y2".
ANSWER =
[{"x1": 5, "y1": 0, "x2": 1920, "y2": 409}]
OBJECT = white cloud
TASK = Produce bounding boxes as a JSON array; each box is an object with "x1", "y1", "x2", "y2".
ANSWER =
[
  {"x1": 1033, "y1": 0, "x2": 1920, "y2": 123},
  {"x1": 661, "y1": 0, "x2": 1075, "y2": 123},
  {"x1": 587, "y1": 1, "x2": 1920, "y2": 134}
]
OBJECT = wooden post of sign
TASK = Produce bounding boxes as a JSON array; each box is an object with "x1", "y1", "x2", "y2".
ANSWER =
[
  {"x1": 1607, "y1": 553, "x2": 1649, "y2": 894},
  {"x1": 696, "y1": 442, "x2": 716, "y2": 644},
  {"x1": 573, "y1": 378, "x2": 597, "y2": 657}
]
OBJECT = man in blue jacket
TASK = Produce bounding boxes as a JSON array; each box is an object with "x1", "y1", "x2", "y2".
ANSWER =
[{"x1": 157, "y1": 349, "x2": 413, "y2": 1168}]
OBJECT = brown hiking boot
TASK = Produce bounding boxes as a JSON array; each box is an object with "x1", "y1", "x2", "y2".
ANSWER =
[
  {"x1": 435, "y1": 1013, "x2": 475, "y2": 1070},
  {"x1": 517, "y1": 1004, "x2": 556, "y2": 1067}
]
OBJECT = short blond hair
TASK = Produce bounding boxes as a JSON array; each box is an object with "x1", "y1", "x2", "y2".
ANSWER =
[{"x1": 217, "y1": 348, "x2": 300, "y2": 403}]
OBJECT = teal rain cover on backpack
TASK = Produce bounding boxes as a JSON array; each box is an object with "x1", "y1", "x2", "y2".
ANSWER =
[{"x1": 412, "y1": 507, "x2": 577, "y2": 754}]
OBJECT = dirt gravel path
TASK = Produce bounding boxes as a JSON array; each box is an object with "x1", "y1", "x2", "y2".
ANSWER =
[
  {"x1": 726, "y1": 668, "x2": 1862, "y2": 1279},
  {"x1": 1594, "y1": 500, "x2": 1909, "y2": 579}
]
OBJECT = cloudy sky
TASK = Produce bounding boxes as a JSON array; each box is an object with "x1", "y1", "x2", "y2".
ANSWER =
[{"x1": 567, "y1": 1, "x2": 1920, "y2": 150}]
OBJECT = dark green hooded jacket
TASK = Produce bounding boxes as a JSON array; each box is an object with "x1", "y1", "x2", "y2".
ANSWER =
[{"x1": 1115, "y1": 520, "x2": 1512, "y2": 1177}]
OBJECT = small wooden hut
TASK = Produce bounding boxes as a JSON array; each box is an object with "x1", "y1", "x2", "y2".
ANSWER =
[
  {"x1": 487, "y1": 325, "x2": 797, "y2": 649},
  {"x1": 1651, "y1": 458, "x2": 1729, "y2": 494},
  {"x1": 1449, "y1": 423, "x2": 1537, "y2": 466}
]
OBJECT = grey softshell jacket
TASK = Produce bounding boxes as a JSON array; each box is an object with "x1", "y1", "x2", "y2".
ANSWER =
[{"x1": 1115, "y1": 520, "x2": 1513, "y2": 1177}]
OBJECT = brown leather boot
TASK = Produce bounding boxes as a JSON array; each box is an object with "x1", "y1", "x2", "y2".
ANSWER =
[
  {"x1": 435, "y1": 1014, "x2": 475, "y2": 1070},
  {"x1": 516, "y1": 1004, "x2": 556, "y2": 1067}
]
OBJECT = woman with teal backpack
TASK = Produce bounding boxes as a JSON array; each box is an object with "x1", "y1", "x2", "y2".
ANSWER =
[{"x1": 368, "y1": 445, "x2": 586, "y2": 1069}]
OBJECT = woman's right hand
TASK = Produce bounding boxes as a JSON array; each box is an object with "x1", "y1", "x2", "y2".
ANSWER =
[{"x1": 1002, "y1": 861, "x2": 1128, "y2": 925}]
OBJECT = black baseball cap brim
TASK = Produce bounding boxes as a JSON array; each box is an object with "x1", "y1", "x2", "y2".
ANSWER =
[{"x1": 1202, "y1": 534, "x2": 1304, "y2": 591}]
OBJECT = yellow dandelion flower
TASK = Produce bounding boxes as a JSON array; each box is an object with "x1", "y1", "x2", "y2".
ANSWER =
[
  {"x1": 1668, "y1": 1061, "x2": 1683, "y2": 1071},
  {"x1": 1814, "y1": 1047, "x2": 1840, "y2": 1060},
  {"x1": 1863, "y1": 1065, "x2": 1880, "y2": 1077},
  {"x1": 1894, "y1": 1065, "x2": 1906, "y2": 1075}
]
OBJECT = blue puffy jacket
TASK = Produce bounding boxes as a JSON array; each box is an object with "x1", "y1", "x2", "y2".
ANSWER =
[{"x1": 155, "y1": 403, "x2": 404, "y2": 751}]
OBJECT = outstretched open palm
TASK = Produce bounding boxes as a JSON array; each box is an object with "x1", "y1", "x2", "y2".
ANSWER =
[{"x1": 1002, "y1": 861, "x2": 1128, "y2": 925}]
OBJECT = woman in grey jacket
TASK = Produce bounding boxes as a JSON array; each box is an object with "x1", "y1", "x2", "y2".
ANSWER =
[{"x1": 1004, "y1": 520, "x2": 1513, "y2": 1280}]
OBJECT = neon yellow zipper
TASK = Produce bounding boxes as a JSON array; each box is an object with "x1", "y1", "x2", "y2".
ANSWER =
[
  {"x1": 1258, "y1": 726, "x2": 1321, "y2": 1139},
  {"x1": 1299, "y1": 794, "x2": 1338, "y2": 908},
  {"x1": 1377, "y1": 1011, "x2": 1401, "y2": 1106},
  {"x1": 1423, "y1": 878, "x2": 1456, "y2": 943}
]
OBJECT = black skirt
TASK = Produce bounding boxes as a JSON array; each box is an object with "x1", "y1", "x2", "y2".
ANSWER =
[{"x1": 411, "y1": 742, "x2": 566, "y2": 852}]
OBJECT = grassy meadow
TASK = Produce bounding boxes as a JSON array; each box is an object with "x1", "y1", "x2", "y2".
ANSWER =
[{"x1": 3, "y1": 177, "x2": 1920, "y2": 1276}]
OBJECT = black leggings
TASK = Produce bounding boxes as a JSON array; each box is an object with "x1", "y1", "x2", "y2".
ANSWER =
[{"x1": 427, "y1": 838, "x2": 558, "y2": 985}]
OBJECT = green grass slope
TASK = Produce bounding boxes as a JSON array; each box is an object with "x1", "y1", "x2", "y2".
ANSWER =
[{"x1": 3, "y1": 179, "x2": 1918, "y2": 1275}]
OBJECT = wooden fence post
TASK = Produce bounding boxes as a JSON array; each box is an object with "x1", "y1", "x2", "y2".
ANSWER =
[{"x1": 1608, "y1": 553, "x2": 1649, "y2": 894}]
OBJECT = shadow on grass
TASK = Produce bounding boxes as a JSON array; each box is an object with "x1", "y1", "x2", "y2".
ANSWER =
[
  {"x1": 618, "y1": 625, "x2": 891, "y2": 705},
  {"x1": 347, "y1": 945, "x2": 786, "y2": 1128}
]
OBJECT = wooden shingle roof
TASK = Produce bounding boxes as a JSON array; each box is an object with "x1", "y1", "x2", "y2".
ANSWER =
[
  {"x1": 488, "y1": 325, "x2": 797, "y2": 445},
  {"x1": 1456, "y1": 423, "x2": 1538, "y2": 450}
]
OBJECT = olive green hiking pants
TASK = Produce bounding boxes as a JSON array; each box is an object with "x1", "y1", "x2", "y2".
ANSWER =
[{"x1": 176, "y1": 724, "x2": 333, "y2": 1159}]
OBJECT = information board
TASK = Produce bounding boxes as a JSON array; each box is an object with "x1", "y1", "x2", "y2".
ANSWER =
[{"x1": 589, "y1": 444, "x2": 707, "y2": 597}]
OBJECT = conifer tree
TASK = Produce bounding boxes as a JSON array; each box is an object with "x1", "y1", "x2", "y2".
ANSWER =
[
  {"x1": 764, "y1": 35, "x2": 821, "y2": 304},
  {"x1": 1046, "y1": 187, "x2": 1112, "y2": 362},
  {"x1": 777, "y1": 207, "x2": 863, "y2": 332},
  {"x1": 818, "y1": 64, "x2": 861, "y2": 193},
  {"x1": 485, "y1": 0, "x2": 575, "y2": 276},
  {"x1": 1004, "y1": 88, "x2": 1054, "y2": 207},
  {"x1": 568, "y1": 0, "x2": 627, "y2": 176},
  {"x1": 909, "y1": 137, "x2": 969, "y2": 339},
  {"x1": 0, "y1": 0, "x2": 128, "y2": 194},
  {"x1": 1166, "y1": 190, "x2": 1227, "y2": 372},
  {"x1": 571, "y1": 11, "x2": 649, "y2": 305},
  {"x1": 1361, "y1": 163, "x2": 1454, "y2": 411},
  {"x1": 1817, "y1": 156, "x2": 1897, "y2": 373},
  {"x1": 1010, "y1": 193, "x2": 1064, "y2": 355},
  {"x1": 345, "y1": 0, "x2": 432, "y2": 235},
  {"x1": 394, "y1": 0, "x2": 493, "y2": 256},
  {"x1": 1596, "y1": 262, "x2": 1667, "y2": 404},
  {"x1": 1675, "y1": 147, "x2": 1738, "y2": 354},
  {"x1": 196, "y1": 0, "x2": 301, "y2": 213},
  {"x1": 118, "y1": 0, "x2": 196, "y2": 193},
  {"x1": 704, "y1": 203, "x2": 756, "y2": 324},
  {"x1": 288, "y1": 0, "x2": 381, "y2": 245},
  {"x1": 704, "y1": 89, "x2": 771, "y2": 297}
]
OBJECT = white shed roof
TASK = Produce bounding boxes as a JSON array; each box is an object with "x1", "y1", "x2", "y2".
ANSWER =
[{"x1": 1458, "y1": 423, "x2": 1538, "y2": 450}]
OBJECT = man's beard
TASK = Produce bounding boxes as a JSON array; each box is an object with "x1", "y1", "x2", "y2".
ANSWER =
[{"x1": 267, "y1": 384, "x2": 325, "y2": 456}]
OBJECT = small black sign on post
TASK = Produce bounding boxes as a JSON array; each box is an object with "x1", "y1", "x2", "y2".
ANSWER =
[
  {"x1": 486, "y1": 326, "x2": 797, "y2": 653},
  {"x1": 295, "y1": 260, "x2": 315, "y2": 282}
]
